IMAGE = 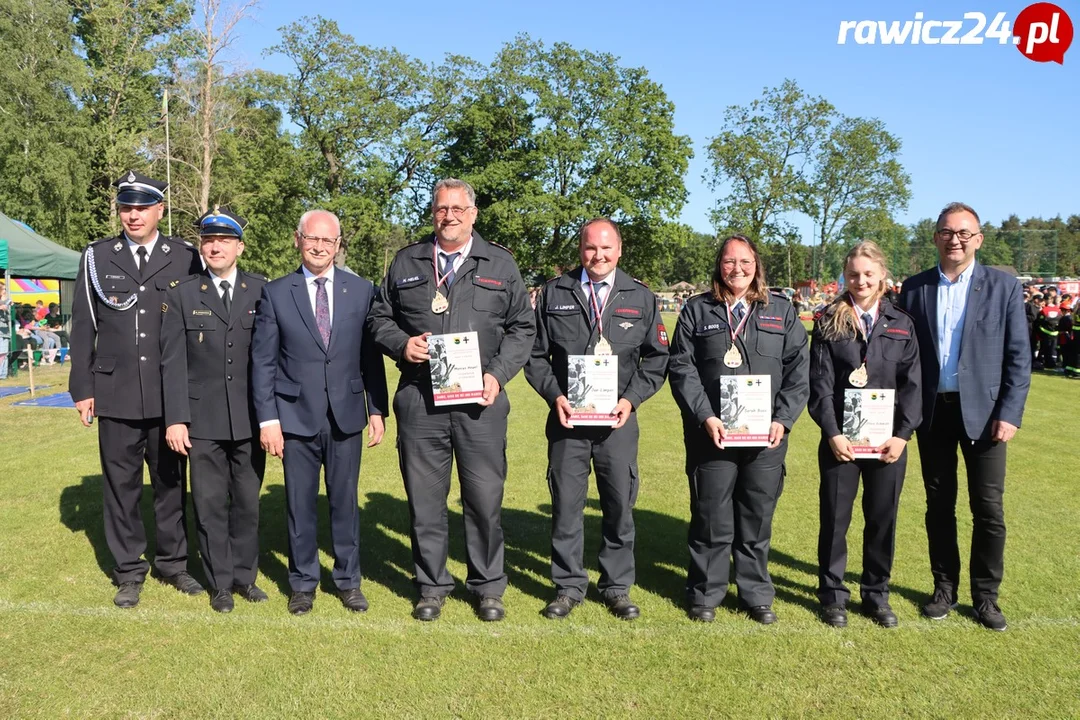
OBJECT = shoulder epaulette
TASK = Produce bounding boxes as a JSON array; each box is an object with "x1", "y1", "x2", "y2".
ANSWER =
[
  {"x1": 169, "y1": 274, "x2": 200, "y2": 288},
  {"x1": 633, "y1": 277, "x2": 650, "y2": 289},
  {"x1": 243, "y1": 271, "x2": 268, "y2": 283},
  {"x1": 488, "y1": 241, "x2": 514, "y2": 255}
]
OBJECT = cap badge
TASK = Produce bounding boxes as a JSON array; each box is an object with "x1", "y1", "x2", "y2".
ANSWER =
[{"x1": 127, "y1": 171, "x2": 136, "y2": 183}]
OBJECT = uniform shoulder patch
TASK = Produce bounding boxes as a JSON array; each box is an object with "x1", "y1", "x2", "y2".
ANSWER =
[{"x1": 657, "y1": 323, "x2": 668, "y2": 346}]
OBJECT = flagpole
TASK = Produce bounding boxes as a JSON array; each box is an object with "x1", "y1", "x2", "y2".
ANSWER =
[{"x1": 163, "y1": 88, "x2": 173, "y2": 236}]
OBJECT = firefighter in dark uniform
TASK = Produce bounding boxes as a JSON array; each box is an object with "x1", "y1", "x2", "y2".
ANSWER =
[
  {"x1": 1059, "y1": 301, "x2": 1078, "y2": 378},
  {"x1": 160, "y1": 207, "x2": 267, "y2": 613},
  {"x1": 1035, "y1": 301, "x2": 1062, "y2": 369},
  {"x1": 524, "y1": 218, "x2": 669, "y2": 621},
  {"x1": 69, "y1": 170, "x2": 204, "y2": 608},
  {"x1": 368, "y1": 178, "x2": 535, "y2": 622},
  {"x1": 668, "y1": 234, "x2": 809, "y2": 624},
  {"x1": 807, "y1": 241, "x2": 921, "y2": 629}
]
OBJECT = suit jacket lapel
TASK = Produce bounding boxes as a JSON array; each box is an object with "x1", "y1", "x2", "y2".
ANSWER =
[
  {"x1": 140, "y1": 241, "x2": 173, "y2": 283},
  {"x1": 326, "y1": 272, "x2": 349, "y2": 355},
  {"x1": 958, "y1": 263, "x2": 984, "y2": 358},
  {"x1": 109, "y1": 242, "x2": 140, "y2": 284},
  {"x1": 924, "y1": 276, "x2": 940, "y2": 362},
  {"x1": 199, "y1": 273, "x2": 230, "y2": 324},
  {"x1": 291, "y1": 270, "x2": 326, "y2": 352},
  {"x1": 228, "y1": 276, "x2": 252, "y2": 329}
]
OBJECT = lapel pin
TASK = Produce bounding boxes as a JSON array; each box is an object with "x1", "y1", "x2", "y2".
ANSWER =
[
  {"x1": 161, "y1": 243, "x2": 171, "y2": 255},
  {"x1": 240, "y1": 282, "x2": 247, "y2": 289},
  {"x1": 113, "y1": 242, "x2": 123, "y2": 252},
  {"x1": 198, "y1": 332, "x2": 203, "y2": 343},
  {"x1": 200, "y1": 284, "x2": 208, "y2": 291}
]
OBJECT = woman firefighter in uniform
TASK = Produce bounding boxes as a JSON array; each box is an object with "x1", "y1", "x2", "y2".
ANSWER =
[
  {"x1": 668, "y1": 234, "x2": 809, "y2": 624},
  {"x1": 808, "y1": 241, "x2": 921, "y2": 628}
]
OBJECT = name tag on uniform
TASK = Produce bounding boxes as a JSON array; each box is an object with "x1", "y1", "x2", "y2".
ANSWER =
[
  {"x1": 396, "y1": 275, "x2": 424, "y2": 287},
  {"x1": 548, "y1": 304, "x2": 579, "y2": 312},
  {"x1": 192, "y1": 310, "x2": 212, "y2": 316},
  {"x1": 697, "y1": 323, "x2": 722, "y2": 334}
]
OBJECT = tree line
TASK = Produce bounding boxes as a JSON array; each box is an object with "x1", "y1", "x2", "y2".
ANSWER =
[{"x1": 1, "y1": 0, "x2": 1076, "y2": 286}]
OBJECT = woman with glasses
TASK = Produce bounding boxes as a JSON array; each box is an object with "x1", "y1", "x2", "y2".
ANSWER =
[
  {"x1": 808, "y1": 241, "x2": 921, "y2": 629},
  {"x1": 668, "y1": 234, "x2": 809, "y2": 624}
]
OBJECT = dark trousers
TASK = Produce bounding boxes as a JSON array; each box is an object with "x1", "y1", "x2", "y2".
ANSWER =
[
  {"x1": 98, "y1": 417, "x2": 188, "y2": 584},
  {"x1": 189, "y1": 437, "x2": 265, "y2": 590},
  {"x1": 282, "y1": 412, "x2": 364, "y2": 592},
  {"x1": 817, "y1": 439, "x2": 906, "y2": 609},
  {"x1": 917, "y1": 396, "x2": 1007, "y2": 603},
  {"x1": 394, "y1": 382, "x2": 509, "y2": 598},
  {"x1": 546, "y1": 412, "x2": 639, "y2": 601},
  {"x1": 685, "y1": 436, "x2": 787, "y2": 608}
]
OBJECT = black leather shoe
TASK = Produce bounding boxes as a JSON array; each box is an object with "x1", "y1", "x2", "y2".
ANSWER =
[
  {"x1": 412, "y1": 595, "x2": 445, "y2": 621},
  {"x1": 922, "y1": 587, "x2": 958, "y2": 620},
  {"x1": 477, "y1": 596, "x2": 505, "y2": 622},
  {"x1": 542, "y1": 595, "x2": 580, "y2": 619},
  {"x1": 288, "y1": 591, "x2": 315, "y2": 616},
  {"x1": 159, "y1": 571, "x2": 204, "y2": 596},
  {"x1": 210, "y1": 588, "x2": 234, "y2": 613},
  {"x1": 338, "y1": 588, "x2": 369, "y2": 613},
  {"x1": 746, "y1": 605, "x2": 777, "y2": 625},
  {"x1": 604, "y1": 594, "x2": 640, "y2": 620},
  {"x1": 975, "y1": 600, "x2": 1008, "y2": 631},
  {"x1": 113, "y1": 581, "x2": 143, "y2": 609},
  {"x1": 820, "y1": 604, "x2": 848, "y2": 628},
  {"x1": 232, "y1": 583, "x2": 269, "y2": 603},
  {"x1": 687, "y1": 605, "x2": 716, "y2": 623},
  {"x1": 863, "y1": 604, "x2": 897, "y2": 628}
]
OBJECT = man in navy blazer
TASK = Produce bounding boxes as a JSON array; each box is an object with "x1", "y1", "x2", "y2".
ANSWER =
[
  {"x1": 898, "y1": 202, "x2": 1031, "y2": 631},
  {"x1": 251, "y1": 209, "x2": 388, "y2": 616}
]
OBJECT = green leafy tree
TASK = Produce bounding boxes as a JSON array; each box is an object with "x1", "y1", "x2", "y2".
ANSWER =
[
  {"x1": 0, "y1": 0, "x2": 92, "y2": 248},
  {"x1": 705, "y1": 79, "x2": 834, "y2": 242},
  {"x1": 437, "y1": 35, "x2": 693, "y2": 282}
]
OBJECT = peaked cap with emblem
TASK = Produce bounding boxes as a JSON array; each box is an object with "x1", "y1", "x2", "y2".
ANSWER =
[
  {"x1": 195, "y1": 205, "x2": 247, "y2": 239},
  {"x1": 113, "y1": 169, "x2": 168, "y2": 206}
]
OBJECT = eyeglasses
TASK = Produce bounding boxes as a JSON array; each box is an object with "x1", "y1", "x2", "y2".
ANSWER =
[
  {"x1": 935, "y1": 229, "x2": 979, "y2": 241},
  {"x1": 298, "y1": 233, "x2": 340, "y2": 249},
  {"x1": 433, "y1": 205, "x2": 474, "y2": 219},
  {"x1": 721, "y1": 259, "x2": 756, "y2": 270}
]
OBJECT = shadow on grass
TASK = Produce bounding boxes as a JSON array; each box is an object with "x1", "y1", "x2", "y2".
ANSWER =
[{"x1": 59, "y1": 474, "x2": 191, "y2": 583}]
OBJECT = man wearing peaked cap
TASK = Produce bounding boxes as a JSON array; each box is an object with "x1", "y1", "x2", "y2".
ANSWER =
[
  {"x1": 69, "y1": 169, "x2": 204, "y2": 609},
  {"x1": 160, "y1": 206, "x2": 268, "y2": 613}
]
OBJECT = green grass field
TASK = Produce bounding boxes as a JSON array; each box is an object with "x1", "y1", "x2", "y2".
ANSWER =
[{"x1": 2, "y1": 324, "x2": 1078, "y2": 718}]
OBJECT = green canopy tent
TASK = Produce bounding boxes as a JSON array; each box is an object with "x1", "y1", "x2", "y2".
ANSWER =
[
  {"x1": 1, "y1": 211, "x2": 81, "y2": 388},
  {"x1": 0, "y1": 210, "x2": 80, "y2": 279}
]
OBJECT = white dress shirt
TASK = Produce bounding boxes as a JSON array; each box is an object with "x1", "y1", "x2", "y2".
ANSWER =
[
  {"x1": 126, "y1": 232, "x2": 159, "y2": 264},
  {"x1": 580, "y1": 267, "x2": 615, "y2": 310},
  {"x1": 209, "y1": 268, "x2": 238, "y2": 304},
  {"x1": 436, "y1": 236, "x2": 473, "y2": 277}
]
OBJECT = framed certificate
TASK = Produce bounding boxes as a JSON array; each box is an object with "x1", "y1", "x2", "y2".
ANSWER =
[
  {"x1": 719, "y1": 375, "x2": 771, "y2": 447},
  {"x1": 843, "y1": 388, "x2": 895, "y2": 460},
  {"x1": 566, "y1": 354, "x2": 619, "y2": 426},
  {"x1": 429, "y1": 332, "x2": 485, "y2": 406}
]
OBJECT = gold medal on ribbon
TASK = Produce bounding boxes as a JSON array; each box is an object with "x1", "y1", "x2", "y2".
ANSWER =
[
  {"x1": 849, "y1": 363, "x2": 869, "y2": 388},
  {"x1": 724, "y1": 345, "x2": 743, "y2": 368},
  {"x1": 595, "y1": 336, "x2": 613, "y2": 356},
  {"x1": 431, "y1": 290, "x2": 449, "y2": 314}
]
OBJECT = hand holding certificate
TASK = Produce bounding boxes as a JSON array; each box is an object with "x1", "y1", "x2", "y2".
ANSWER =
[
  {"x1": 718, "y1": 375, "x2": 771, "y2": 447},
  {"x1": 565, "y1": 354, "x2": 619, "y2": 426},
  {"x1": 842, "y1": 388, "x2": 895, "y2": 460},
  {"x1": 429, "y1": 331, "x2": 485, "y2": 406}
]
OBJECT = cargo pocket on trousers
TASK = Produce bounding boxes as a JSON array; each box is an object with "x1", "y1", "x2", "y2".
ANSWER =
[{"x1": 629, "y1": 463, "x2": 640, "y2": 508}]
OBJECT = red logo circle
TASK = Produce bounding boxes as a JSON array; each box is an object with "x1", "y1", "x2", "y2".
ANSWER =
[{"x1": 1014, "y1": 2, "x2": 1073, "y2": 63}]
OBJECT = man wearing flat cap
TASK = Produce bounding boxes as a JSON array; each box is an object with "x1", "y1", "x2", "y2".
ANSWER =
[
  {"x1": 70, "y1": 170, "x2": 204, "y2": 608},
  {"x1": 160, "y1": 207, "x2": 267, "y2": 613}
]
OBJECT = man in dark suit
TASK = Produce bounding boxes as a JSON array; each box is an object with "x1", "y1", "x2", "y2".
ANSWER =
[
  {"x1": 898, "y1": 201, "x2": 1031, "y2": 631},
  {"x1": 160, "y1": 207, "x2": 267, "y2": 613},
  {"x1": 251, "y1": 209, "x2": 388, "y2": 616},
  {"x1": 70, "y1": 170, "x2": 205, "y2": 608}
]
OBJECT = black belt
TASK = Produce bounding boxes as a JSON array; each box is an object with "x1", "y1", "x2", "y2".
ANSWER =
[{"x1": 938, "y1": 392, "x2": 960, "y2": 403}]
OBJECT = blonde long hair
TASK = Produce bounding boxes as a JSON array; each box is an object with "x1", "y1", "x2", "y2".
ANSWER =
[{"x1": 817, "y1": 240, "x2": 889, "y2": 342}]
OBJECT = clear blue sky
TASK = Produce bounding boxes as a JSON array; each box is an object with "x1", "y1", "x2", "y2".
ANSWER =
[{"x1": 232, "y1": 0, "x2": 1079, "y2": 237}]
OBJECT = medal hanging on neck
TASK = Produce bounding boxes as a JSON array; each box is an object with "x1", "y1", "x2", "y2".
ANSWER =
[
  {"x1": 847, "y1": 292, "x2": 873, "y2": 388},
  {"x1": 431, "y1": 243, "x2": 453, "y2": 314},
  {"x1": 589, "y1": 281, "x2": 612, "y2": 355},
  {"x1": 724, "y1": 300, "x2": 751, "y2": 368}
]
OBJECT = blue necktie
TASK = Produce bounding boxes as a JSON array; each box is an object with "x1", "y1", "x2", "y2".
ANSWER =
[
  {"x1": 732, "y1": 302, "x2": 745, "y2": 324},
  {"x1": 440, "y1": 252, "x2": 460, "y2": 288},
  {"x1": 862, "y1": 312, "x2": 873, "y2": 338}
]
